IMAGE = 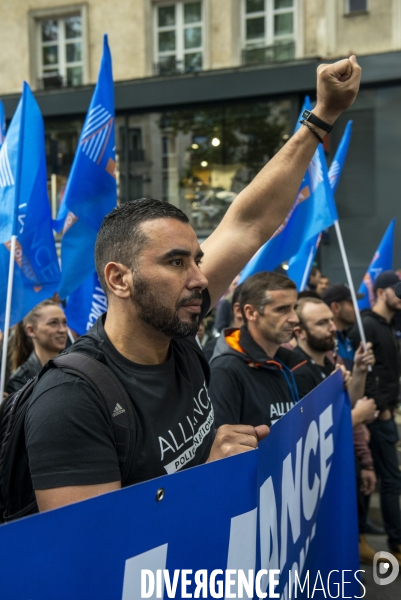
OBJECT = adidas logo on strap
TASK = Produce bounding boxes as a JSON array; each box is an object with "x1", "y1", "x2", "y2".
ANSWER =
[{"x1": 112, "y1": 403, "x2": 126, "y2": 417}]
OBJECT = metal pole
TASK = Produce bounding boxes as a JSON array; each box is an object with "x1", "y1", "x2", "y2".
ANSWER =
[
  {"x1": 334, "y1": 219, "x2": 371, "y2": 369},
  {"x1": 51, "y1": 173, "x2": 57, "y2": 220},
  {"x1": 0, "y1": 235, "x2": 17, "y2": 400}
]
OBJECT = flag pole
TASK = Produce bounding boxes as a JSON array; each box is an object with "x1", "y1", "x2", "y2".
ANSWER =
[
  {"x1": 334, "y1": 219, "x2": 371, "y2": 370},
  {"x1": 300, "y1": 244, "x2": 316, "y2": 291},
  {"x1": 0, "y1": 236, "x2": 17, "y2": 399}
]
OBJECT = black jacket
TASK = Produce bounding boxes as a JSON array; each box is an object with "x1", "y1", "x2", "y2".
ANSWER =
[
  {"x1": 348, "y1": 309, "x2": 401, "y2": 412},
  {"x1": 209, "y1": 327, "x2": 302, "y2": 428},
  {"x1": 6, "y1": 352, "x2": 42, "y2": 395},
  {"x1": 291, "y1": 346, "x2": 335, "y2": 399}
]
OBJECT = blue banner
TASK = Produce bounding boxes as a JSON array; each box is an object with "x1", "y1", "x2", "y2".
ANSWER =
[
  {"x1": 358, "y1": 219, "x2": 395, "y2": 310},
  {"x1": 0, "y1": 83, "x2": 60, "y2": 329},
  {"x1": 65, "y1": 271, "x2": 107, "y2": 336},
  {"x1": 0, "y1": 371, "x2": 359, "y2": 599},
  {"x1": 239, "y1": 98, "x2": 338, "y2": 284},
  {"x1": 57, "y1": 34, "x2": 117, "y2": 299},
  {"x1": 0, "y1": 100, "x2": 5, "y2": 148}
]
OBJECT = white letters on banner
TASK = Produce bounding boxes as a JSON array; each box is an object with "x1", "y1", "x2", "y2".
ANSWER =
[{"x1": 122, "y1": 404, "x2": 335, "y2": 600}]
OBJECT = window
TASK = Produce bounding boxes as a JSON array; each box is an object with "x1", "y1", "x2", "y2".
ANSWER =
[
  {"x1": 39, "y1": 15, "x2": 83, "y2": 88},
  {"x1": 154, "y1": 2, "x2": 203, "y2": 75},
  {"x1": 347, "y1": 0, "x2": 367, "y2": 13},
  {"x1": 29, "y1": 6, "x2": 88, "y2": 90},
  {"x1": 243, "y1": 0, "x2": 296, "y2": 64}
]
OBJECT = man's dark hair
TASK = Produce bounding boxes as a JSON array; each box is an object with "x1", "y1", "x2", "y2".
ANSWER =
[
  {"x1": 239, "y1": 271, "x2": 296, "y2": 324},
  {"x1": 95, "y1": 198, "x2": 189, "y2": 294},
  {"x1": 231, "y1": 283, "x2": 242, "y2": 308},
  {"x1": 297, "y1": 290, "x2": 321, "y2": 300},
  {"x1": 310, "y1": 267, "x2": 320, "y2": 278}
]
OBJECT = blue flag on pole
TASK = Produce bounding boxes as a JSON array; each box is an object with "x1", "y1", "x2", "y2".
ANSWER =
[
  {"x1": 328, "y1": 121, "x2": 352, "y2": 194},
  {"x1": 286, "y1": 121, "x2": 353, "y2": 289},
  {"x1": 57, "y1": 34, "x2": 116, "y2": 299},
  {"x1": 65, "y1": 271, "x2": 107, "y2": 336},
  {"x1": 239, "y1": 98, "x2": 338, "y2": 284},
  {"x1": 286, "y1": 233, "x2": 321, "y2": 290},
  {"x1": 0, "y1": 83, "x2": 60, "y2": 329},
  {"x1": 357, "y1": 219, "x2": 395, "y2": 310},
  {"x1": 0, "y1": 100, "x2": 6, "y2": 148}
]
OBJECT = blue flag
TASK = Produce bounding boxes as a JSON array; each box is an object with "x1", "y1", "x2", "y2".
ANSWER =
[
  {"x1": 65, "y1": 272, "x2": 107, "y2": 336},
  {"x1": 0, "y1": 83, "x2": 60, "y2": 329},
  {"x1": 328, "y1": 121, "x2": 352, "y2": 194},
  {"x1": 358, "y1": 219, "x2": 395, "y2": 310},
  {"x1": 57, "y1": 34, "x2": 116, "y2": 299},
  {"x1": 0, "y1": 100, "x2": 5, "y2": 148},
  {"x1": 239, "y1": 98, "x2": 338, "y2": 284},
  {"x1": 286, "y1": 233, "x2": 321, "y2": 290},
  {"x1": 285, "y1": 121, "x2": 353, "y2": 289}
]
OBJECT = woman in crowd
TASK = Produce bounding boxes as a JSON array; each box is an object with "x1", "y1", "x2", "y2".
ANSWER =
[{"x1": 6, "y1": 299, "x2": 68, "y2": 394}]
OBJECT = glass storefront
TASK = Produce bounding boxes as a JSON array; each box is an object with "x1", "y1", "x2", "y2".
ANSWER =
[{"x1": 44, "y1": 97, "x2": 293, "y2": 238}]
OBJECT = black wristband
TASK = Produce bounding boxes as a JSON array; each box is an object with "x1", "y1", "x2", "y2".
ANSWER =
[
  {"x1": 300, "y1": 120, "x2": 324, "y2": 144},
  {"x1": 302, "y1": 109, "x2": 333, "y2": 134}
]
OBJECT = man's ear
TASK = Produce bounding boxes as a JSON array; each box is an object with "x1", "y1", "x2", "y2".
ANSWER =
[
  {"x1": 104, "y1": 262, "x2": 132, "y2": 299},
  {"x1": 330, "y1": 301, "x2": 339, "y2": 315},
  {"x1": 243, "y1": 303, "x2": 259, "y2": 323},
  {"x1": 293, "y1": 325, "x2": 304, "y2": 340},
  {"x1": 232, "y1": 302, "x2": 242, "y2": 321}
]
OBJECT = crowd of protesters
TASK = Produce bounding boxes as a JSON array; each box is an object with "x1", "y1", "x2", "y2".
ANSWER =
[
  {"x1": 2, "y1": 263, "x2": 401, "y2": 568},
  {"x1": 2, "y1": 55, "x2": 400, "y2": 575},
  {"x1": 200, "y1": 267, "x2": 401, "y2": 566}
]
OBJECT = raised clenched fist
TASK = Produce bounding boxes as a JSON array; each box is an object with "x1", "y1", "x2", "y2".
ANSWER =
[{"x1": 314, "y1": 55, "x2": 362, "y2": 125}]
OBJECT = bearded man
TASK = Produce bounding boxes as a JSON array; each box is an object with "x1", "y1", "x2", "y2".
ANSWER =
[
  {"x1": 293, "y1": 297, "x2": 380, "y2": 565},
  {"x1": 24, "y1": 56, "x2": 361, "y2": 513},
  {"x1": 292, "y1": 296, "x2": 374, "y2": 404}
]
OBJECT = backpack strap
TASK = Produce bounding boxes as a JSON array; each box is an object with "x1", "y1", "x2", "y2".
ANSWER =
[{"x1": 50, "y1": 353, "x2": 135, "y2": 484}]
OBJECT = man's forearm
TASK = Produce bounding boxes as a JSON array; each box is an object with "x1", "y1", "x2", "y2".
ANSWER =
[
  {"x1": 200, "y1": 57, "x2": 361, "y2": 308},
  {"x1": 226, "y1": 123, "x2": 323, "y2": 248},
  {"x1": 348, "y1": 368, "x2": 367, "y2": 406}
]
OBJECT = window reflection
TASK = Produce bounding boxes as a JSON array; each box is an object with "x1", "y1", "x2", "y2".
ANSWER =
[
  {"x1": 44, "y1": 99, "x2": 292, "y2": 237},
  {"x1": 156, "y1": 101, "x2": 291, "y2": 234}
]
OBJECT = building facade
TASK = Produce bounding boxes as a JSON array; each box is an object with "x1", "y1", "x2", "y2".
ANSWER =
[{"x1": 1, "y1": 0, "x2": 401, "y2": 282}]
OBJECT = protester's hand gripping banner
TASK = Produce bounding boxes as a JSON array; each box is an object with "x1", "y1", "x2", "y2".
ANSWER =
[{"x1": 0, "y1": 371, "x2": 360, "y2": 600}]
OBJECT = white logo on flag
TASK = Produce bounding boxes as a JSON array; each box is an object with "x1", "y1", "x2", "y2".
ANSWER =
[
  {"x1": 309, "y1": 153, "x2": 324, "y2": 193},
  {"x1": 80, "y1": 104, "x2": 113, "y2": 164},
  {"x1": 328, "y1": 159, "x2": 340, "y2": 187},
  {"x1": 0, "y1": 141, "x2": 15, "y2": 188}
]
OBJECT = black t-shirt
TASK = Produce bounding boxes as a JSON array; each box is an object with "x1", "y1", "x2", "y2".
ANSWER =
[
  {"x1": 25, "y1": 290, "x2": 214, "y2": 490},
  {"x1": 348, "y1": 309, "x2": 401, "y2": 411},
  {"x1": 292, "y1": 346, "x2": 335, "y2": 399}
]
